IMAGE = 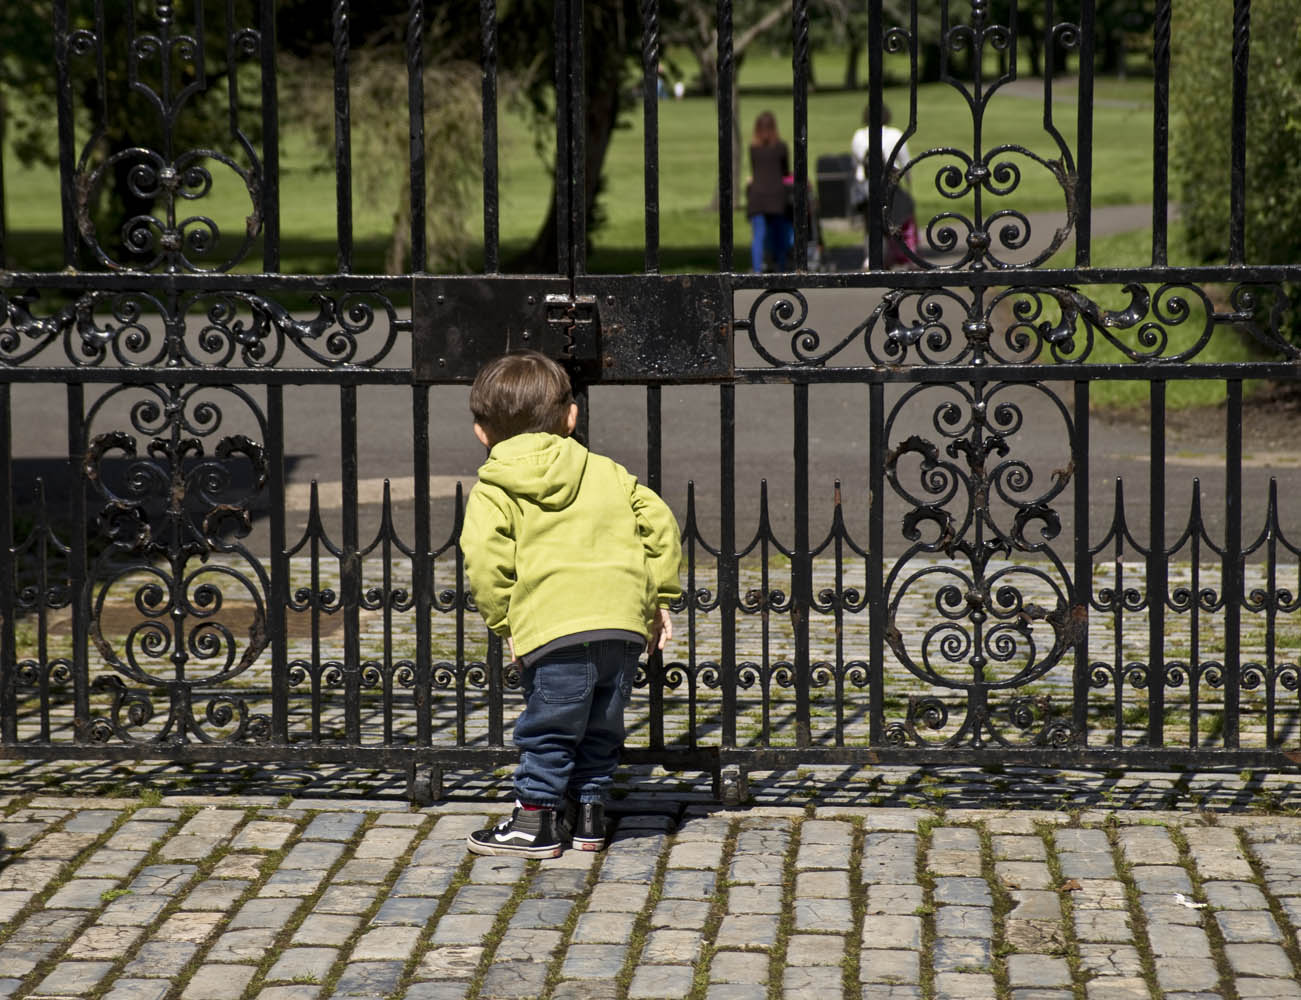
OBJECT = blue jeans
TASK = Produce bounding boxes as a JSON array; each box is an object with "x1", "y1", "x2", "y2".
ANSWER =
[
  {"x1": 513, "y1": 639, "x2": 640, "y2": 807},
  {"x1": 750, "y1": 212, "x2": 793, "y2": 272}
]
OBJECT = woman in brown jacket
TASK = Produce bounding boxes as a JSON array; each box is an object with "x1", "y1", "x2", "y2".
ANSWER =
[{"x1": 745, "y1": 110, "x2": 793, "y2": 272}]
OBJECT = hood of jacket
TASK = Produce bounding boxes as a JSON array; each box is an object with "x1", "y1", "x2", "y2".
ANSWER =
[{"x1": 477, "y1": 433, "x2": 588, "y2": 510}]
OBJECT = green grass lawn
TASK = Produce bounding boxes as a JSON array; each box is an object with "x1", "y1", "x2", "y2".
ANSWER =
[{"x1": 2, "y1": 53, "x2": 1158, "y2": 275}]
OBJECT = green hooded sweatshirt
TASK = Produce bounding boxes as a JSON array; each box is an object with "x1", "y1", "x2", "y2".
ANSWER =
[{"x1": 460, "y1": 433, "x2": 683, "y2": 657}]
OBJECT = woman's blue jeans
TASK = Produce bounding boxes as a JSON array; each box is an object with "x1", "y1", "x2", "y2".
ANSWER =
[
  {"x1": 750, "y1": 212, "x2": 793, "y2": 272},
  {"x1": 513, "y1": 638, "x2": 641, "y2": 808}
]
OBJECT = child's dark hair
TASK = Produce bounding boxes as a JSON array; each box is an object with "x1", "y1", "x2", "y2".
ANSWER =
[{"x1": 469, "y1": 351, "x2": 574, "y2": 441}]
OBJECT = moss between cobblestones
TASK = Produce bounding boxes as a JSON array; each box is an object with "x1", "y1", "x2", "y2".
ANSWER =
[
  {"x1": 1237, "y1": 825, "x2": 1301, "y2": 983},
  {"x1": 1104, "y1": 820, "x2": 1165, "y2": 1000},
  {"x1": 614, "y1": 825, "x2": 673, "y2": 997},
  {"x1": 534, "y1": 847, "x2": 605, "y2": 1000},
  {"x1": 913, "y1": 813, "x2": 941, "y2": 1000},
  {"x1": 463, "y1": 852, "x2": 543, "y2": 998},
  {"x1": 1167, "y1": 825, "x2": 1239, "y2": 1000},
  {"x1": 765, "y1": 815, "x2": 802, "y2": 1000},
  {"x1": 980, "y1": 822, "x2": 1013, "y2": 998},
  {"x1": 840, "y1": 816, "x2": 868, "y2": 999},
  {"x1": 684, "y1": 817, "x2": 739, "y2": 999},
  {"x1": 1037, "y1": 822, "x2": 1086, "y2": 1000}
]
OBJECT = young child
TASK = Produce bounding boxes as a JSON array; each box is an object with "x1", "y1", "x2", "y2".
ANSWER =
[{"x1": 459, "y1": 351, "x2": 682, "y2": 858}]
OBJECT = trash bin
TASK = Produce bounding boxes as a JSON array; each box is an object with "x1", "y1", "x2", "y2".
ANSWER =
[{"x1": 816, "y1": 153, "x2": 856, "y2": 220}]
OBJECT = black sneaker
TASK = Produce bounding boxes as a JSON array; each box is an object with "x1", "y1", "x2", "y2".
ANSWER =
[
  {"x1": 571, "y1": 801, "x2": 606, "y2": 852},
  {"x1": 467, "y1": 807, "x2": 563, "y2": 859},
  {"x1": 556, "y1": 798, "x2": 578, "y2": 845}
]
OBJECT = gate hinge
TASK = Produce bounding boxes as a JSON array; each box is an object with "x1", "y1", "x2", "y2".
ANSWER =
[{"x1": 545, "y1": 293, "x2": 598, "y2": 361}]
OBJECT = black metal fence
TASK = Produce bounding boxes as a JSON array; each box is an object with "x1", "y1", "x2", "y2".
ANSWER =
[{"x1": 2, "y1": 1, "x2": 1299, "y2": 802}]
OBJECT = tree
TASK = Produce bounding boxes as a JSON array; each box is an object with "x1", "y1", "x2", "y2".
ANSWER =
[{"x1": 1172, "y1": 0, "x2": 1301, "y2": 338}]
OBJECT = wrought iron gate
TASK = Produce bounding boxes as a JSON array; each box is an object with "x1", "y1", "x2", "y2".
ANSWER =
[{"x1": 2, "y1": 1, "x2": 1300, "y2": 801}]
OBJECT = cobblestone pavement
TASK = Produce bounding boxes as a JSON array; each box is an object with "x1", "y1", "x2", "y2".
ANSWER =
[{"x1": 3, "y1": 764, "x2": 1301, "y2": 999}]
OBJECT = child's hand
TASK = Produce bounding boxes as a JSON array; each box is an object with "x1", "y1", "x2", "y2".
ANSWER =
[
  {"x1": 507, "y1": 637, "x2": 516, "y2": 661},
  {"x1": 650, "y1": 608, "x2": 673, "y2": 652}
]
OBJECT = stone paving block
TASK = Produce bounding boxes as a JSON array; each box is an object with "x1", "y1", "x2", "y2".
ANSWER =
[
  {"x1": 933, "y1": 937, "x2": 991, "y2": 972},
  {"x1": 182, "y1": 963, "x2": 257, "y2": 1000},
  {"x1": 926, "y1": 850, "x2": 983, "y2": 877},
  {"x1": 795, "y1": 896, "x2": 854, "y2": 932},
  {"x1": 161, "y1": 835, "x2": 223, "y2": 861},
  {"x1": 0, "y1": 892, "x2": 30, "y2": 924},
  {"x1": 797, "y1": 843, "x2": 852, "y2": 869},
  {"x1": 265, "y1": 947, "x2": 339, "y2": 983},
  {"x1": 510, "y1": 897, "x2": 575, "y2": 929},
  {"x1": 12, "y1": 909, "x2": 89, "y2": 943},
  {"x1": 709, "y1": 950, "x2": 769, "y2": 983},
  {"x1": 996, "y1": 861, "x2": 1053, "y2": 890},
  {"x1": 1006, "y1": 954, "x2": 1070, "y2": 988},
  {"x1": 560, "y1": 944, "x2": 627, "y2": 979},
  {"x1": 45, "y1": 878, "x2": 121, "y2": 909},
  {"x1": 255, "y1": 988, "x2": 321, "y2": 1000},
  {"x1": 1226, "y1": 942, "x2": 1295, "y2": 978},
  {"x1": 469, "y1": 855, "x2": 529, "y2": 884},
  {"x1": 211, "y1": 855, "x2": 266, "y2": 880},
  {"x1": 1072, "y1": 880, "x2": 1128, "y2": 910},
  {"x1": 478, "y1": 961, "x2": 550, "y2": 998},
  {"x1": 1005, "y1": 918, "x2": 1067, "y2": 953},
  {"x1": 932, "y1": 878, "x2": 991, "y2": 905},
  {"x1": 628, "y1": 964, "x2": 695, "y2": 998},
  {"x1": 1216, "y1": 909, "x2": 1282, "y2": 943},
  {"x1": 798, "y1": 869, "x2": 851, "y2": 898},
  {"x1": 728, "y1": 885, "x2": 783, "y2": 913},
  {"x1": 573, "y1": 909, "x2": 637, "y2": 944},
  {"x1": 1130, "y1": 865, "x2": 1194, "y2": 894},
  {"x1": 0, "y1": 860, "x2": 64, "y2": 892},
  {"x1": 860, "y1": 987, "x2": 922, "y2": 1000},
  {"x1": 28, "y1": 831, "x2": 99, "y2": 857},
  {"x1": 229, "y1": 898, "x2": 301, "y2": 929},
  {"x1": 933, "y1": 971, "x2": 998, "y2": 999},
  {"x1": 372, "y1": 895, "x2": 441, "y2": 925},
  {"x1": 1054, "y1": 829, "x2": 1111, "y2": 853},
  {"x1": 180, "y1": 879, "x2": 250, "y2": 911},
  {"x1": 430, "y1": 914, "x2": 497, "y2": 946},
  {"x1": 0, "y1": 941, "x2": 58, "y2": 977},
  {"x1": 281, "y1": 841, "x2": 345, "y2": 870},
  {"x1": 931, "y1": 829, "x2": 982, "y2": 851},
  {"x1": 230, "y1": 820, "x2": 296, "y2": 851},
  {"x1": 102, "y1": 978, "x2": 171, "y2": 1000},
  {"x1": 530, "y1": 868, "x2": 592, "y2": 896},
  {"x1": 715, "y1": 914, "x2": 779, "y2": 949},
  {"x1": 391, "y1": 867, "x2": 455, "y2": 897},
  {"x1": 786, "y1": 933, "x2": 845, "y2": 966},
  {"x1": 1009, "y1": 991, "x2": 1073, "y2": 1000},
  {"x1": 1077, "y1": 943, "x2": 1144, "y2": 977},
  {"x1": 861, "y1": 914, "x2": 922, "y2": 950},
  {"x1": 1009, "y1": 889, "x2": 1061, "y2": 921},
  {"x1": 866, "y1": 884, "x2": 923, "y2": 914},
  {"x1": 332, "y1": 859, "x2": 394, "y2": 883},
  {"x1": 1116, "y1": 826, "x2": 1178, "y2": 864},
  {"x1": 417, "y1": 944, "x2": 483, "y2": 978},
  {"x1": 1140, "y1": 897, "x2": 1205, "y2": 926},
  {"x1": 727, "y1": 856, "x2": 784, "y2": 885},
  {"x1": 155, "y1": 912, "x2": 226, "y2": 944},
  {"x1": 650, "y1": 898, "x2": 711, "y2": 929},
  {"x1": 206, "y1": 927, "x2": 282, "y2": 962},
  {"x1": 494, "y1": 929, "x2": 563, "y2": 963},
  {"x1": 258, "y1": 869, "x2": 326, "y2": 897},
  {"x1": 784, "y1": 965, "x2": 844, "y2": 993},
  {"x1": 335, "y1": 961, "x2": 406, "y2": 996},
  {"x1": 1074, "y1": 908, "x2": 1132, "y2": 942},
  {"x1": 66, "y1": 923, "x2": 145, "y2": 959},
  {"x1": 1148, "y1": 922, "x2": 1211, "y2": 958},
  {"x1": 1235, "y1": 980, "x2": 1301, "y2": 999},
  {"x1": 641, "y1": 929, "x2": 702, "y2": 964},
  {"x1": 78, "y1": 848, "x2": 148, "y2": 878},
  {"x1": 660, "y1": 869, "x2": 717, "y2": 898},
  {"x1": 935, "y1": 906, "x2": 994, "y2": 938},
  {"x1": 859, "y1": 949, "x2": 919, "y2": 985},
  {"x1": 32, "y1": 961, "x2": 114, "y2": 994},
  {"x1": 313, "y1": 884, "x2": 379, "y2": 916},
  {"x1": 129, "y1": 864, "x2": 197, "y2": 896},
  {"x1": 353, "y1": 827, "x2": 418, "y2": 858},
  {"x1": 405, "y1": 984, "x2": 471, "y2": 1000},
  {"x1": 586, "y1": 882, "x2": 650, "y2": 912},
  {"x1": 594, "y1": 852, "x2": 657, "y2": 883},
  {"x1": 122, "y1": 942, "x2": 199, "y2": 977},
  {"x1": 351, "y1": 926, "x2": 422, "y2": 961},
  {"x1": 1155, "y1": 958, "x2": 1221, "y2": 993},
  {"x1": 993, "y1": 835, "x2": 1047, "y2": 861},
  {"x1": 300, "y1": 813, "x2": 365, "y2": 841},
  {"x1": 1057, "y1": 853, "x2": 1120, "y2": 879},
  {"x1": 1204, "y1": 881, "x2": 1270, "y2": 910},
  {"x1": 1084, "y1": 980, "x2": 1150, "y2": 1000}
]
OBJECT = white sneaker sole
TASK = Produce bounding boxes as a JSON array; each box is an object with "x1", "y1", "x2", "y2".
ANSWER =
[{"x1": 466, "y1": 834, "x2": 563, "y2": 859}]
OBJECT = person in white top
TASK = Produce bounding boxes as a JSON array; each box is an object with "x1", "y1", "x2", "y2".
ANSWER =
[{"x1": 850, "y1": 103, "x2": 917, "y2": 268}]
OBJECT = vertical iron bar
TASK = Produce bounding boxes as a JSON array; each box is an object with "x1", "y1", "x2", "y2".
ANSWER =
[
  {"x1": 720, "y1": 385, "x2": 737, "y2": 747},
  {"x1": 1224, "y1": 380, "x2": 1242, "y2": 747},
  {"x1": 868, "y1": 382, "x2": 884, "y2": 744},
  {"x1": 0, "y1": 96, "x2": 7, "y2": 267},
  {"x1": 569, "y1": 0, "x2": 585, "y2": 276},
  {"x1": 0, "y1": 385, "x2": 14, "y2": 742},
  {"x1": 67, "y1": 384, "x2": 89, "y2": 740},
  {"x1": 481, "y1": 0, "x2": 500, "y2": 272},
  {"x1": 1073, "y1": 381, "x2": 1090, "y2": 741},
  {"x1": 1265, "y1": 480, "x2": 1278, "y2": 746},
  {"x1": 716, "y1": 0, "x2": 734, "y2": 271},
  {"x1": 1151, "y1": 0, "x2": 1171, "y2": 266},
  {"x1": 268, "y1": 386, "x2": 289, "y2": 742},
  {"x1": 865, "y1": 0, "x2": 884, "y2": 270},
  {"x1": 647, "y1": 386, "x2": 664, "y2": 748},
  {"x1": 341, "y1": 385, "x2": 361, "y2": 745},
  {"x1": 1074, "y1": 0, "x2": 1096, "y2": 267},
  {"x1": 791, "y1": 0, "x2": 809, "y2": 271},
  {"x1": 641, "y1": 0, "x2": 661, "y2": 272},
  {"x1": 793, "y1": 382, "x2": 810, "y2": 746},
  {"x1": 332, "y1": 0, "x2": 354, "y2": 274},
  {"x1": 54, "y1": 0, "x2": 78, "y2": 268},
  {"x1": 407, "y1": 0, "x2": 427, "y2": 273},
  {"x1": 414, "y1": 387, "x2": 432, "y2": 745},
  {"x1": 260, "y1": 0, "x2": 280, "y2": 271},
  {"x1": 1229, "y1": 0, "x2": 1250, "y2": 264},
  {"x1": 1147, "y1": 381, "x2": 1166, "y2": 746},
  {"x1": 553, "y1": 0, "x2": 572, "y2": 276}
]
